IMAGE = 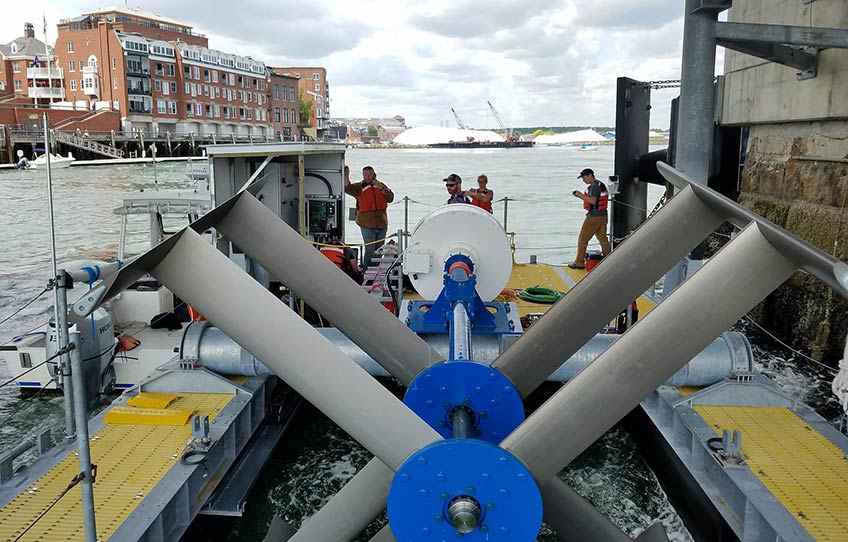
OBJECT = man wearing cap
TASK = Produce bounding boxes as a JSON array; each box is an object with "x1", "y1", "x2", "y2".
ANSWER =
[
  {"x1": 569, "y1": 168, "x2": 611, "y2": 269},
  {"x1": 444, "y1": 173, "x2": 471, "y2": 205},
  {"x1": 345, "y1": 165, "x2": 394, "y2": 268}
]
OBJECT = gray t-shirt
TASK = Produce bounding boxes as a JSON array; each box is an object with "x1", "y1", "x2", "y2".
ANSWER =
[{"x1": 586, "y1": 182, "x2": 607, "y2": 217}]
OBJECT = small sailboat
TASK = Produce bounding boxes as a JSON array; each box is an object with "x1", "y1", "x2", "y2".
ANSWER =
[{"x1": 577, "y1": 143, "x2": 600, "y2": 152}]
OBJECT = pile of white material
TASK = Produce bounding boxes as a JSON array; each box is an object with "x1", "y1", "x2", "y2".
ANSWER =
[
  {"x1": 534, "y1": 129, "x2": 608, "y2": 145},
  {"x1": 393, "y1": 126, "x2": 505, "y2": 145}
]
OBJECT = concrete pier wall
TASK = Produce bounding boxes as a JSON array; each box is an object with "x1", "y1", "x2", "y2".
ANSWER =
[{"x1": 721, "y1": 0, "x2": 848, "y2": 363}]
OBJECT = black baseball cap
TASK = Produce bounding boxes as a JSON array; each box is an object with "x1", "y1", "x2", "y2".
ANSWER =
[
  {"x1": 577, "y1": 168, "x2": 594, "y2": 178},
  {"x1": 443, "y1": 173, "x2": 461, "y2": 183}
]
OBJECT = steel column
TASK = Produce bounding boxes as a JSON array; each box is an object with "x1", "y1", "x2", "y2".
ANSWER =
[
  {"x1": 500, "y1": 224, "x2": 797, "y2": 482},
  {"x1": 55, "y1": 271, "x2": 75, "y2": 439},
  {"x1": 69, "y1": 331, "x2": 97, "y2": 542}
]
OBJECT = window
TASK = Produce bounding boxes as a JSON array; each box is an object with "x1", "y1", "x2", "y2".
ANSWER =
[
  {"x1": 193, "y1": 66, "x2": 199, "y2": 79},
  {"x1": 185, "y1": 82, "x2": 191, "y2": 94},
  {"x1": 113, "y1": 77, "x2": 118, "y2": 89},
  {"x1": 212, "y1": 70, "x2": 218, "y2": 83},
  {"x1": 282, "y1": 85, "x2": 288, "y2": 101},
  {"x1": 167, "y1": 64, "x2": 175, "y2": 77},
  {"x1": 170, "y1": 81, "x2": 177, "y2": 93},
  {"x1": 155, "y1": 62, "x2": 164, "y2": 76},
  {"x1": 290, "y1": 108, "x2": 296, "y2": 122},
  {"x1": 229, "y1": 73, "x2": 235, "y2": 85},
  {"x1": 227, "y1": 88, "x2": 232, "y2": 100},
  {"x1": 112, "y1": 58, "x2": 117, "y2": 68},
  {"x1": 14, "y1": 80, "x2": 21, "y2": 91},
  {"x1": 69, "y1": 60, "x2": 75, "y2": 72},
  {"x1": 70, "y1": 80, "x2": 77, "y2": 91},
  {"x1": 274, "y1": 84, "x2": 279, "y2": 100},
  {"x1": 214, "y1": 104, "x2": 220, "y2": 117},
  {"x1": 224, "y1": 107, "x2": 229, "y2": 119},
  {"x1": 162, "y1": 82, "x2": 169, "y2": 95},
  {"x1": 313, "y1": 73, "x2": 320, "y2": 80},
  {"x1": 203, "y1": 69, "x2": 210, "y2": 82},
  {"x1": 168, "y1": 101, "x2": 177, "y2": 114},
  {"x1": 12, "y1": 62, "x2": 20, "y2": 73},
  {"x1": 274, "y1": 108, "x2": 280, "y2": 122},
  {"x1": 205, "y1": 104, "x2": 212, "y2": 117},
  {"x1": 290, "y1": 87, "x2": 295, "y2": 101},
  {"x1": 191, "y1": 84, "x2": 197, "y2": 97},
  {"x1": 195, "y1": 103, "x2": 202, "y2": 116},
  {"x1": 186, "y1": 103, "x2": 193, "y2": 116},
  {"x1": 67, "y1": 41, "x2": 74, "y2": 53},
  {"x1": 184, "y1": 65, "x2": 191, "y2": 78},
  {"x1": 314, "y1": 83, "x2": 320, "y2": 92},
  {"x1": 204, "y1": 85, "x2": 209, "y2": 97},
  {"x1": 154, "y1": 80, "x2": 161, "y2": 92},
  {"x1": 283, "y1": 108, "x2": 288, "y2": 123},
  {"x1": 157, "y1": 100, "x2": 166, "y2": 114},
  {"x1": 215, "y1": 87, "x2": 220, "y2": 97}
]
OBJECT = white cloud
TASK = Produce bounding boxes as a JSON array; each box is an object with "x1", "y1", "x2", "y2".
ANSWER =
[{"x1": 0, "y1": 1, "x2": 708, "y2": 129}]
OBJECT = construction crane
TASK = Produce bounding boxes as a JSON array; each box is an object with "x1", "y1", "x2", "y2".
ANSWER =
[
  {"x1": 487, "y1": 100, "x2": 517, "y2": 142},
  {"x1": 451, "y1": 107, "x2": 468, "y2": 130}
]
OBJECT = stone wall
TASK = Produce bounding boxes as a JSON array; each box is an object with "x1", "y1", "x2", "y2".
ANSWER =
[{"x1": 739, "y1": 121, "x2": 848, "y2": 363}]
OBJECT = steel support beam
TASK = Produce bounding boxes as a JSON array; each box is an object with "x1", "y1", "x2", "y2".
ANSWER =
[
  {"x1": 715, "y1": 21, "x2": 848, "y2": 49},
  {"x1": 716, "y1": 39, "x2": 817, "y2": 73}
]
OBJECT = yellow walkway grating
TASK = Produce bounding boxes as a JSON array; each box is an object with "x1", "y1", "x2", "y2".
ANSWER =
[
  {"x1": 0, "y1": 392, "x2": 232, "y2": 542},
  {"x1": 695, "y1": 405, "x2": 848, "y2": 541}
]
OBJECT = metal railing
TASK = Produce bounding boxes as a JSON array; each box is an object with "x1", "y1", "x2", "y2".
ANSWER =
[{"x1": 53, "y1": 131, "x2": 124, "y2": 158}]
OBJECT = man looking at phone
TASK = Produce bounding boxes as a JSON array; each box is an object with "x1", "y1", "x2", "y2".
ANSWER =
[{"x1": 569, "y1": 168, "x2": 610, "y2": 269}]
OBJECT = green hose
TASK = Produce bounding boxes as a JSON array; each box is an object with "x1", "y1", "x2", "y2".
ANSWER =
[{"x1": 518, "y1": 285, "x2": 565, "y2": 304}]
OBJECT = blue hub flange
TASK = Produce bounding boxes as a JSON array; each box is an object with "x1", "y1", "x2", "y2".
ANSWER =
[
  {"x1": 387, "y1": 439, "x2": 542, "y2": 541},
  {"x1": 403, "y1": 361, "x2": 524, "y2": 443}
]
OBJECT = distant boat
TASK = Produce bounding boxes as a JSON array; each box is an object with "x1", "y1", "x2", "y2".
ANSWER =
[
  {"x1": 28, "y1": 152, "x2": 75, "y2": 169},
  {"x1": 577, "y1": 144, "x2": 600, "y2": 152}
]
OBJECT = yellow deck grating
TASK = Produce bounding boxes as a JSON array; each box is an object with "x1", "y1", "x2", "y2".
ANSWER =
[
  {"x1": 695, "y1": 405, "x2": 848, "y2": 541},
  {"x1": 0, "y1": 393, "x2": 233, "y2": 542}
]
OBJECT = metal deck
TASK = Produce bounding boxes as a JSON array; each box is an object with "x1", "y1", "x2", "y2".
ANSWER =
[
  {"x1": 696, "y1": 405, "x2": 848, "y2": 541},
  {"x1": 0, "y1": 392, "x2": 232, "y2": 541}
]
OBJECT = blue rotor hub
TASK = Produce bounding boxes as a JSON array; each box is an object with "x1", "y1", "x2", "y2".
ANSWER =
[
  {"x1": 387, "y1": 439, "x2": 542, "y2": 541},
  {"x1": 404, "y1": 361, "x2": 524, "y2": 443}
]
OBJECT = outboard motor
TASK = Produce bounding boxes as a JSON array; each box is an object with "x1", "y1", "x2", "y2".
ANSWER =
[{"x1": 46, "y1": 308, "x2": 116, "y2": 402}]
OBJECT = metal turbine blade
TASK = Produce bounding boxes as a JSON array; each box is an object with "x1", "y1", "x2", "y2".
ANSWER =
[
  {"x1": 500, "y1": 223, "x2": 797, "y2": 484},
  {"x1": 541, "y1": 479, "x2": 635, "y2": 542},
  {"x1": 90, "y1": 226, "x2": 442, "y2": 471},
  {"x1": 202, "y1": 192, "x2": 443, "y2": 385},
  {"x1": 492, "y1": 185, "x2": 724, "y2": 397}
]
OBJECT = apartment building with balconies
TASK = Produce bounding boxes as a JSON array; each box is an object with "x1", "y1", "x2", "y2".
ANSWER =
[
  {"x1": 274, "y1": 67, "x2": 331, "y2": 137},
  {"x1": 0, "y1": 23, "x2": 64, "y2": 103}
]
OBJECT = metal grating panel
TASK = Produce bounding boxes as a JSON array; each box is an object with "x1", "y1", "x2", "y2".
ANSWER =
[
  {"x1": 696, "y1": 405, "x2": 848, "y2": 541},
  {"x1": 0, "y1": 393, "x2": 232, "y2": 541}
]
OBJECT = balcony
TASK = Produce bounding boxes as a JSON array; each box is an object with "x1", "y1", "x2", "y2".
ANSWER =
[
  {"x1": 126, "y1": 67, "x2": 150, "y2": 77},
  {"x1": 27, "y1": 67, "x2": 64, "y2": 80},
  {"x1": 28, "y1": 87, "x2": 65, "y2": 99},
  {"x1": 127, "y1": 87, "x2": 151, "y2": 96},
  {"x1": 128, "y1": 105, "x2": 152, "y2": 115}
]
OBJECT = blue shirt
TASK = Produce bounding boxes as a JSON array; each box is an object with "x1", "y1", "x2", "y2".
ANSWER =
[{"x1": 447, "y1": 191, "x2": 471, "y2": 205}]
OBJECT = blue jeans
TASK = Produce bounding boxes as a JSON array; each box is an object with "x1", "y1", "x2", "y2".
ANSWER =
[{"x1": 361, "y1": 227, "x2": 387, "y2": 268}]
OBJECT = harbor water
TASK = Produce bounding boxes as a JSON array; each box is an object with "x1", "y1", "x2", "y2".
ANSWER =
[{"x1": 0, "y1": 146, "x2": 841, "y2": 541}]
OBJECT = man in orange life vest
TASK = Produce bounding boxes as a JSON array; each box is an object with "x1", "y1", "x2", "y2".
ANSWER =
[
  {"x1": 345, "y1": 165, "x2": 394, "y2": 267},
  {"x1": 569, "y1": 168, "x2": 611, "y2": 269},
  {"x1": 319, "y1": 227, "x2": 363, "y2": 284},
  {"x1": 467, "y1": 174, "x2": 493, "y2": 213}
]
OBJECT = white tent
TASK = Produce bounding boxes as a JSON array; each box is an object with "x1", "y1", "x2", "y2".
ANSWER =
[
  {"x1": 533, "y1": 129, "x2": 608, "y2": 145},
  {"x1": 393, "y1": 126, "x2": 504, "y2": 145}
]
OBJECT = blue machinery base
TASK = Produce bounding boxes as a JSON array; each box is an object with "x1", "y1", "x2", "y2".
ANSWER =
[{"x1": 387, "y1": 439, "x2": 542, "y2": 541}]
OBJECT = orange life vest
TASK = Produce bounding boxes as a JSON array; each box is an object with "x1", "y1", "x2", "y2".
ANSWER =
[
  {"x1": 583, "y1": 182, "x2": 609, "y2": 212},
  {"x1": 320, "y1": 246, "x2": 346, "y2": 269},
  {"x1": 357, "y1": 185, "x2": 388, "y2": 213},
  {"x1": 471, "y1": 190, "x2": 493, "y2": 212}
]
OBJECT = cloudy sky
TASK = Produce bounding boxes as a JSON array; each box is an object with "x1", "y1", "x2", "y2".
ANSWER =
[{"x1": 2, "y1": 1, "x2": 724, "y2": 129}]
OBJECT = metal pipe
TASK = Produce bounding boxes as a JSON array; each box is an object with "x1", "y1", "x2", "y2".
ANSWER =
[
  {"x1": 185, "y1": 326, "x2": 751, "y2": 387},
  {"x1": 403, "y1": 196, "x2": 409, "y2": 239},
  {"x1": 55, "y1": 271, "x2": 75, "y2": 440},
  {"x1": 502, "y1": 197, "x2": 509, "y2": 232},
  {"x1": 450, "y1": 303, "x2": 472, "y2": 361},
  {"x1": 69, "y1": 331, "x2": 97, "y2": 542},
  {"x1": 451, "y1": 407, "x2": 473, "y2": 439},
  {"x1": 448, "y1": 496, "x2": 481, "y2": 533}
]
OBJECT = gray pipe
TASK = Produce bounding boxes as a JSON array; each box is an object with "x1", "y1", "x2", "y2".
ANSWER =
[{"x1": 183, "y1": 324, "x2": 752, "y2": 387}]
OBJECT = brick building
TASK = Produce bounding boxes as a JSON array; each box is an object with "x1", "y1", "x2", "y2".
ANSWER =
[
  {"x1": 274, "y1": 66, "x2": 330, "y2": 138},
  {"x1": 0, "y1": 23, "x2": 63, "y2": 104},
  {"x1": 50, "y1": 7, "x2": 302, "y2": 138},
  {"x1": 268, "y1": 71, "x2": 299, "y2": 141}
]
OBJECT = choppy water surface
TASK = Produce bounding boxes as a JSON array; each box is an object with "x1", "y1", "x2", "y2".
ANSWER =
[{"x1": 0, "y1": 146, "x2": 840, "y2": 541}]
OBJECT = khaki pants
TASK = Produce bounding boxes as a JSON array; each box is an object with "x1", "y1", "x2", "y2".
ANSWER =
[{"x1": 574, "y1": 215, "x2": 610, "y2": 266}]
